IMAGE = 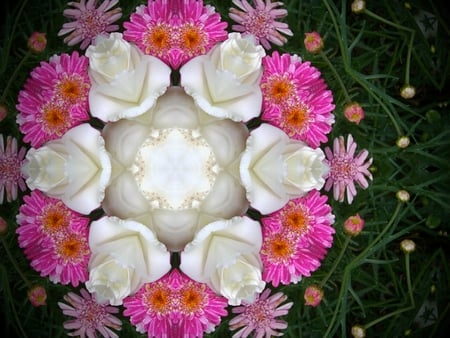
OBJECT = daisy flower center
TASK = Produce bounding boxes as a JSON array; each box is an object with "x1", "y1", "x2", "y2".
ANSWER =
[
  {"x1": 263, "y1": 233, "x2": 296, "y2": 263},
  {"x1": 330, "y1": 157, "x2": 357, "y2": 180},
  {"x1": 283, "y1": 103, "x2": 310, "y2": 133},
  {"x1": 179, "y1": 284, "x2": 205, "y2": 314},
  {"x1": 40, "y1": 203, "x2": 70, "y2": 234},
  {"x1": 0, "y1": 153, "x2": 22, "y2": 181},
  {"x1": 179, "y1": 23, "x2": 207, "y2": 55},
  {"x1": 79, "y1": 9, "x2": 108, "y2": 39},
  {"x1": 79, "y1": 301, "x2": 108, "y2": 328},
  {"x1": 245, "y1": 302, "x2": 272, "y2": 328},
  {"x1": 263, "y1": 74, "x2": 296, "y2": 105},
  {"x1": 284, "y1": 205, "x2": 310, "y2": 235},
  {"x1": 144, "y1": 284, "x2": 172, "y2": 314},
  {"x1": 39, "y1": 102, "x2": 70, "y2": 136},
  {"x1": 55, "y1": 75, "x2": 89, "y2": 105},
  {"x1": 56, "y1": 233, "x2": 88, "y2": 263},
  {"x1": 143, "y1": 24, "x2": 172, "y2": 54},
  {"x1": 244, "y1": 10, "x2": 271, "y2": 38}
]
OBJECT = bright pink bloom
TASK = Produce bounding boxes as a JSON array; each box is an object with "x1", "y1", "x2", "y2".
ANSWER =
[
  {"x1": 0, "y1": 135, "x2": 26, "y2": 204},
  {"x1": 58, "y1": 288, "x2": 122, "y2": 338},
  {"x1": 344, "y1": 102, "x2": 365, "y2": 124},
  {"x1": 58, "y1": 0, "x2": 122, "y2": 49},
  {"x1": 28, "y1": 285, "x2": 47, "y2": 307},
  {"x1": 229, "y1": 288, "x2": 293, "y2": 338},
  {"x1": 123, "y1": 269, "x2": 228, "y2": 337},
  {"x1": 304, "y1": 284, "x2": 323, "y2": 307},
  {"x1": 16, "y1": 190, "x2": 91, "y2": 287},
  {"x1": 324, "y1": 134, "x2": 373, "y2": 204},
  {"x1": 261, "y1": 190, "x2": 335, "y2": 286},
  {"x1": 16, "y1": 52, "x2": 90, "y2": 147},
  {"x1": 343, "y1": 213, "x2": 365, "y2": 236},
  {"x1": 304, "y1": 31, "x2": 324, "y2": 54},
  {"x1": 229, "y1": 0, "x2": 293, "y2": 49},
  {"x1": 261, "y1": 51, "x2": 335, "y2": 148},
  {"x1": 123, "y1": 0, "x2": 228, "y2": 68},
  {"x1": 27, "y1": 32, "x2": 47, "y2": 53}
]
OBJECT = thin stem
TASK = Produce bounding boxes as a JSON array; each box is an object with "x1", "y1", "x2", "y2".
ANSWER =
[
  {"x1": 405, "y1": 253, "x2": 415, "y2": 307},
  {"x1": 1, "y1": 51, "x2": 31, "y2": 102},
  {"x1": 1, "y1": 236, "x2": 31, "y2": 288},
  {"x1": 319, "y1": 50, "x2": 351, "y2": 102},
  {"x1": 364, "y1": 9, "x2": 415, "y2": 33},
  {"x1": 319, "y1": 236, "x2": 351, "y2": 288}
]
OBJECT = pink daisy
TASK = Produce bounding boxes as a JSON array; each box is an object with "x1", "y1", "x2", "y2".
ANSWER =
[
  {"x1": 123, "y1": 269, "x2": 228, "y2": 337},
  {"x1": 16, "y1": 190, "x2": 91, "y2": 287},
  {"x1": 16, "y1": 52, "x2": 90, "y2": 148},
  {"x1": 261, "y1": 51, "x2": 335, "y2": 148},
  {"x1": 0, "y1": 135, "x2": 26, "y2": 204},
  {"x1": 58, "y1": 288, "x2": 122, "y2": 338},
  {"x1": 229, "y1": 288, "x2": 293, "y2": 338},
  {"x1": 58, "y1": 0, "x2": 122, "y2": 49},
  {"x1": 229, "y1": 0, "x2": 293, "y2": 49},
  {"x1": 123, "y1": 0, "x2": 227, "y2": 68},
  {"x1": 324, "y1": 134, "x2": 373, "y2": 204},
  {"x1": 260, "y1": 190, "x2": 335, "y2": 287}
]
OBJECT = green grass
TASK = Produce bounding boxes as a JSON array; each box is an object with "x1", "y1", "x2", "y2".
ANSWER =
[{"x1": 1, "y1": 0, "x2": 450, "y2": 337}]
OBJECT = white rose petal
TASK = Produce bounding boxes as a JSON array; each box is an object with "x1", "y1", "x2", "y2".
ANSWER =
[
  {"x1": 22, "y1": 124, "x2": 111, "y2": 214},
  {"x1": 86, "y1": 216, "x2": 171, "y2": 305}
]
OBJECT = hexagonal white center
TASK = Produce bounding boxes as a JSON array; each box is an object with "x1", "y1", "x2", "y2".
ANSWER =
[{"x1": 131, "y1": 128, "x2": 218, "y2": 210}]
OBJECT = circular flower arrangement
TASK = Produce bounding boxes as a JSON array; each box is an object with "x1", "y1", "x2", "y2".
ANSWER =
[{"x1": 10, "y1": 0, "x2": 373, "y2": 337}]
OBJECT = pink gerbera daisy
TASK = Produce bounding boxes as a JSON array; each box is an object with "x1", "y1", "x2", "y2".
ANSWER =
[
  {"x1": 16, "y1": 190, "x2": 91, "y2": 287},
  {"x1": 261, "y1": 51, "x2": 335, "y2": 148},
  {"x1": 16, "y1": 52, "x2": 90, "y2": 148},
  {"x1": 123, "y1": 269, "x2": 228, "y2": 337},
  {"x1": 0, "y1": 135, "x2": 26, "y2": 204},
  {"x1": 58, "y1": 0, "x2": 122, "y2": 49},
  {"x1": 229, "y1": 288, "x2": 293, "y2": 338},
  {"x1": 229, "y1": 0, "x2": 293, "y2": 49},
  {"x1": 58, "y1": 288, "x2": 122, "y2": 337},
  {"x1": 260, "y1": 190, "x2": 335, "y2": 286},
  {"x1": 123, "y1": 0, "x2": 227, "y2": 68},
  {"x1": 324, "y1": 134, "x2": 373, "y2": 204}
]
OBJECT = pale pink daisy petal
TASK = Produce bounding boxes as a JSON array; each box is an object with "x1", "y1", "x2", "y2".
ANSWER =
[
  {"x1": 123, "y1": 269, "x2": 228, "y2": 337},
  {"x1": 16, "y1": 52, "x2": 90, "y2": 148},
  {"x1": 16, "y1": 190, "x2": 91, "y2": 287},
  {"x1": 58, "y1": 0, "x2": 122, "y2": 49},
  {"x1": 0, "y1": 135, "x2": 26, "y2": 204},
  {"x1": 261, "y1": 190, "x2": 335, "y2": 286},
  {"x1": 58, "y1": 288, "x2": 122, "y2": 338},
  {"x1": 324, "y1": 134, "x2": 373, "y2": 204},
  {"x1": 261, "y1": 51, "x2": 335, "y2": 148},
  {"x1": 229, "y1": 0, "x2": 293, "y2": 49},
  {"x1": 229, "y1": 288, "x2": 293, "y2": 338},
  {"x1": 124, "y1": 0, "x2": 227, "y2": 68}
]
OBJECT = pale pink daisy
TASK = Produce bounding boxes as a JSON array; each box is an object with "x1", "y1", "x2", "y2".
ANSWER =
[
  {"x1": 16, "y1": 190, "x2": 91, "y2": 287},
  {"x1": 16, "y1": 52, "x2": 90, "y2": 148},
  {"x1": 123, "y1": 269, "x2": 228, "y2": 337},
  {"x1": 261, "y1": 51, "x2": 335, "y2": 148},
  {"x1": 58, "y1": 288, "x2": 122, "y2": 338},
  {"x1": 58, "y1": 0, "x2": 122, "y2": 49},
  {"x1": 0, "y1": 135, "x2": 26, "y2": 204},
  {"x1": 229, "y1": 288, "x2": 293, "y2": 338},
  {"x1": 324, "y1": 134, "x2": 373, "y2": 204},
  {"x1": 124, "y1": 0, "x2": 227, "y2": 68},
  {"x1": 260, "y1": 190, "x2": 335, "y2": 287},
  {"x1": 229, "y1": 0, "x2": 293, "y2": 49}
]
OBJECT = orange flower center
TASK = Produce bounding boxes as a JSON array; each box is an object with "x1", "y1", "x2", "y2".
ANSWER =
[
  {"x1": 263, "y1": 233, "x2": 295, "y2": 263},
  {"x1": 284, "y1": 103, "x2": 310, "y2": 132},
  {"x1": 284, "y1": 204, "x2": 310, "y2": 235},
  {"x1": 144, "y1": 24, "x2": 171, "y2": 54},
  {"x1": 40, "y1": 203, "x2": 69, "y2": 234},
  {"x1": 179, "y1": 24, "x2": 206, "y2": 55},
  {"x1": 144, "y1": 284, "x2": 171, "y2": 314},
  {"x1": 56, "y1": 234, "x2": 88, "y2": 263},
  {"x1": 40, "y1": 102, "x2": 70, "y2": 135},
  {"x1": 56, "y1": 76, "x2": 87, "y2": 104},
  {"x1": 179, "y1": 284, "x2": 204, "y2": 314},
  {"x1": 264, "y1": 75, "x2": 296, "y2": 104}
]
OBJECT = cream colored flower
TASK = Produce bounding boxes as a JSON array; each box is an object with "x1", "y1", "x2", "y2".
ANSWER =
[
  {"x1": 22, "y1": 124, "x2": 111, "y2": 214},
  {"x1": 86, "y1": 33, "x2": 171, "y2": 122},
  {"x1": 180, "y1": 216, "x2": 265, "y2": 305},
  {"x1": 86, "y1": 216, "x2": 171, "y2": 306},
  {"x1": 240, "y1": 123, "x2": 327, "y2": 214},
  {"x1": 180, "y1": 33, "x2": 265, "y2": 122}
]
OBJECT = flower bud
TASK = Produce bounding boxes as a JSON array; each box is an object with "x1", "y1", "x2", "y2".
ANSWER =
[
  {"x1": 400, "y1": 84, "x2": 416, "y2": 99},
  {"x1": 28, "y1": 285, "x2": 47, "y2": 307},
  {"x1": 400, "y1": 239, "x2": 416, "y2": 253},
  {"x1": 343, "y1": 102, "x2": 365, "y2": 124},
  {"x1": 304, "y1": 284, "x2": 324, "y2": 307},
  {"x1": 396, "y1": 190, "x2": 410, "y2": 202},
  {"x1": 396, "y1": 136, "x2": 410, "y2": 148},
  {"x1": 27, "y1": 32, "x2": 47, "y2": 53},
  {"x1": 351, "y1": 0, "x2": 366, "y2": 14},
  {"x1": 351, "y1": 325, "x2": 366, "y2": 338},
  {"x1": 344, "y1": 214, "x2": 365, "y2": 236},
  {"x1": 304, "y1": 32, "x2": 324, "y2": 54}
]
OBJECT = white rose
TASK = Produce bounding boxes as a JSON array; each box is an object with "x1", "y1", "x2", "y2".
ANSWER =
[
  {"x1": 86, "y1": 216, "x2": 171, "y2": 306},
  {"x1": 180, "y1": 216, "x2": 265, "y2": 305},
  {"x1": 240, "y1": 123, "x2": 328, "y2": 214},
  {"x1": 22, "y1": 124, "x2": 111, "y2": 214},
  {"x1": 180, "y1": 33, "x2": 265, "y2": 122},
  {"x1": 86, "y1": 33, "x2": 171, "y2": 122}
]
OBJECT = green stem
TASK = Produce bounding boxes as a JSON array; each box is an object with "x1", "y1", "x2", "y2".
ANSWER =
[
  {"x1": 1, "y1": 236, "x2": 31, "y2": 288},
  {"x1": 319, "y1": 50, "x2": 351, "y2": 102},
  {"x1": 319, "y1": 236, "x2": 351, "y2": 288},
  {"x1": 405, "y1": 253, "x2": 415, "y2": 307},
  {"x1": 1, "y1": 51, "x2": 31, "y2": 102}
]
